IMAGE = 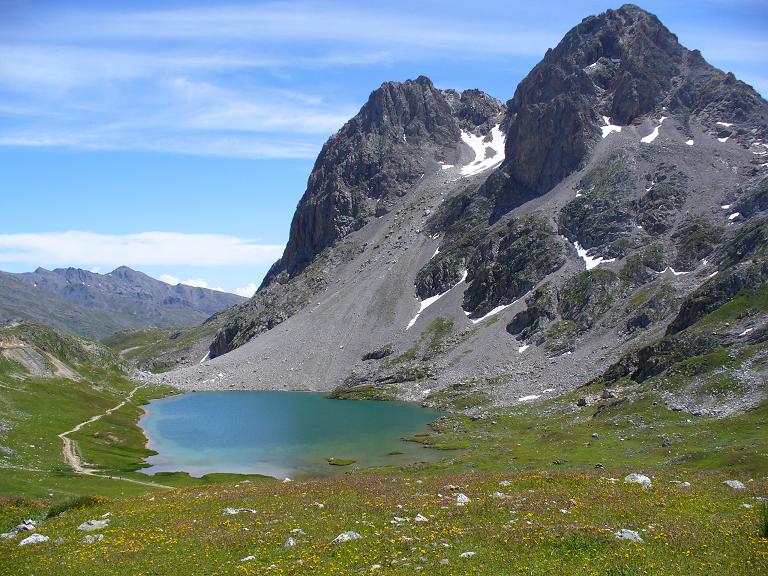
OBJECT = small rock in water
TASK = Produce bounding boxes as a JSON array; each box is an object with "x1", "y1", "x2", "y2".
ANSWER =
[
  {"x1": 624, "y1": 473, "x2": 653, "y2": 489},
  {"x1": 331, "y1": 531, "x2": 362, "y2": 544},
  {"x1": 723, "y1": 480, "x2": 746, "y2": 490},
  {"x1": 459, "y1": 551, "x2": 476, "y2": 558},
  {"x1": 18, "y1": 533, "x2": 49, "y2": 546},
  {"x1": 82, "y1": 534, "x2": 104, "y2": 544},
  {"x1": 284, "y1": 536, "x2": 298, "y2": 548},
  {"x1": 614, "y1": 529, "x2": 643, "y2": 543},
  {"x1": 456, "y1": 493, "x2": 470, "y2": 506},
  {"x1": 78, "y1": 519, "x2": 110, "y2": 531}
]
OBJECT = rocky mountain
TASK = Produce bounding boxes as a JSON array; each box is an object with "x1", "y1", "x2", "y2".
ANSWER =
[
  {"x1": 159, "y1": 4, "x2": 767, "y2": 415},
  {"x1": 0, "y1": 266, "x2": 245, "y2": 340}
]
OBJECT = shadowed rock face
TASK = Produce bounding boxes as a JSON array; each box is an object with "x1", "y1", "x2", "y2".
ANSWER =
[
  {"x1": 482, "y1": 3, "x2": 767, "y2": 221},
  {"x1": 262, "y1": 77, "x2": 503, "y2": 287}
]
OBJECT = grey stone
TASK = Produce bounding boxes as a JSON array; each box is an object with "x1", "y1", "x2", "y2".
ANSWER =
[
  {"x1": 624, "y1": 473, "x2": 653, "y2": 489},
  {"x1": 614, "y1": 529, "x2": 643, "y2": 543},
  {"x1": 331, "y1": 531, "x2": 362, "y2": 544},
  {"x1": 78, "y1": 519, "x2": 110, "y2": 531}
]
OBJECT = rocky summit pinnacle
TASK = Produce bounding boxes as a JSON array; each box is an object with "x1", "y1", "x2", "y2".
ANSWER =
[
  {"x1": 160, "y1": 4, "x2": 767, "y2": 415},
  {"x1": 262, "y1": 76, "x2": 504, "y2": 286},
  {"x1": 482, "y1": 3, "x2": 768, "y2": 220}
]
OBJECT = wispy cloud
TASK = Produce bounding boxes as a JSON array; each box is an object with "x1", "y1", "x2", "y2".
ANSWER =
[
  {"x1": 234, "y1": 283, "x2": 258, "y2": 297},
  {"x1": 158, "y1": 274, "x2": 225, "y2": 292},
  {"x1": 0, "y1": 231, "x2": 284, "y2": 268},
  {"x1": 0, "y1": 1, "x2": 765, "y2": 160},
  {"x1": 9, "y1": 4, "x2": 555, "y2": 56}
]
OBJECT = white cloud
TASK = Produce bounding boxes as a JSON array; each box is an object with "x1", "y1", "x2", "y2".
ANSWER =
[
  {"x1": 235, "y1": 283, "x2": 257, "y2": 297},
  {"x1": 157, "y1": 273, "x2": 227, "y2": 292},
  {"x1": 90, "y1": 266, "x2": 101, "y2": 273},
  {"x1": 16, "y1": 5, "x2": 554, "y2": 57},
  {"x1": 168, "y1": 78, "x2": 354, "y2": 134},
  {"x1": 0, "y1": 231, "x2": 284, "y2": 267}
]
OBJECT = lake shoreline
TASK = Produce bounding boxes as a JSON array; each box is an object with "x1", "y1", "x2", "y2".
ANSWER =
[{"x1": 135, "y1": 390, "x2": 445, "y2": 480}]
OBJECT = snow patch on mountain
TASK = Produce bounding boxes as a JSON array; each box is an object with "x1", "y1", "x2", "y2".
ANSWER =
[
  {"x1": 460, "y1": 125, "x2": 505, "y2": 176},
  {"x1": 601, "y1": 116, "x2": 622, "y2": 138},
  {"x1": 574, "y1": 241, "x2": 615, "y2": 270},
  {"x1": 406, "y1": 270, "x2": 468, "y2": 330},
  {"x1": 641, "y1": 116, "x2": 667, "y2": 143}
]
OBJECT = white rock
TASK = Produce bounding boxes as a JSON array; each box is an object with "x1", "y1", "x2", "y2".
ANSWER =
[
  {"x1": 284, "y1": 536, "x2": 298, "y2": 548},
  {"x1": 499, "y1": 480, "x2": 511, "y2": 487},
  {"x1": 240, "y1": 555, "x2": 256, "y2": 562},
  {"x1": 16, "y1": 519, "x2": 36, "y2": 532},
  {"x1": 223, "y1": 508, "x2": 256, "y2": 515},
  {"x1": 82, "y1": 534, "x2": 104, "y2": 544},
  {"x1": 742, "y1": 503, "x2": 754, "y2": 509},
  {"x1": 78, "y1": 519, "x2": 110, "y2": 531},
  {"x1": 614, "y1": 529, "x2": 643, "y2": 543},
  {"x1": 331, "y1": 530, "x2": 362, "y2": 544},
  {"x1": 459, "y1": 551, "x2": 476, "y2": 558},
  {"x1": 624, "y1": 473, "x2": 653, "y2": 489},
  {"x1": 724, "y1": 480, "x2": 746, "y2": 490},
  {"x1": 492, "y1": 492, "x2": 506, "y2": 499},
  {"x1": 456, "y1": 493, "x2": 470, "y2": 506},
  {"x1": 18, "y1": 533, "x2": 49, "y2": 546},
  {"x1": 414, "y1": 514, "x2": 428, "y2": 523}
]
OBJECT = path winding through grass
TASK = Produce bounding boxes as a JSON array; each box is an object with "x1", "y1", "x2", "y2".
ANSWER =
[{"x1": 58, "y1": 385, "x2": 171, "y2": 490}]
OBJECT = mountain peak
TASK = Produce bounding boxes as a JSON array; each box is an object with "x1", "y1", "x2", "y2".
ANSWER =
[
  {"x1": 262, "y1": 77, "x2": 503, "y2": 285},
  {"x1": 481, "y1": 4, "x2": 767, "y2": 220}
]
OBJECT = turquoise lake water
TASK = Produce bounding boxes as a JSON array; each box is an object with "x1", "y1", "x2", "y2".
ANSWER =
[{"x1": 138, "y1": 391, "x2": 442, "y2": 478}]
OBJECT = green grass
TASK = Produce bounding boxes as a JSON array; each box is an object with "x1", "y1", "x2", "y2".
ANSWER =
[
  {"x1": 759, "y1": 502, "x2": 768, "y2": 539},
  {"x1": 2, "y1": 471, "x2": 765, "y2": 575},
  {"x1": 102, "y1": 323, "x2": 219, "y2": 373},
  {"x1": 2, "y1": 319, "x2": 767, "y2": 574},
  {"x1": 46, "y1": 495, "x2": 105, "y2": 519}
]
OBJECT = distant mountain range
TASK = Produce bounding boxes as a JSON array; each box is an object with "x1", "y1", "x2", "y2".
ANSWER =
[{"x1": 0, "y1": 266, "x2": 245, "y2": 340}]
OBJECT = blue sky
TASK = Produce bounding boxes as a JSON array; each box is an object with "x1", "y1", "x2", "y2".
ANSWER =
[{"x1": 1, "y1": 0, "x2": 766, "y2": 295}]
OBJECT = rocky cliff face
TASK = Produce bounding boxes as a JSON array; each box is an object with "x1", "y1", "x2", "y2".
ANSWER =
[
  {"x1": 262, "y1": 77, "x2": 504, "y2": 286},
  {"x1": 210, "y1": 78, "x2": 503, "y2": 357},
  {"x1": 482, "y1": 3, "x2": 767, "y2": 220},
  {"x1": 163, "y1": 4, "x2": 767, "y2": 415}
]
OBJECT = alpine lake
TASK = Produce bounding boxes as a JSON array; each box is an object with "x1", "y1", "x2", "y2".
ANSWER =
[{"x1": 138, "y1": 391, "x2": 443, "y2": 479}]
